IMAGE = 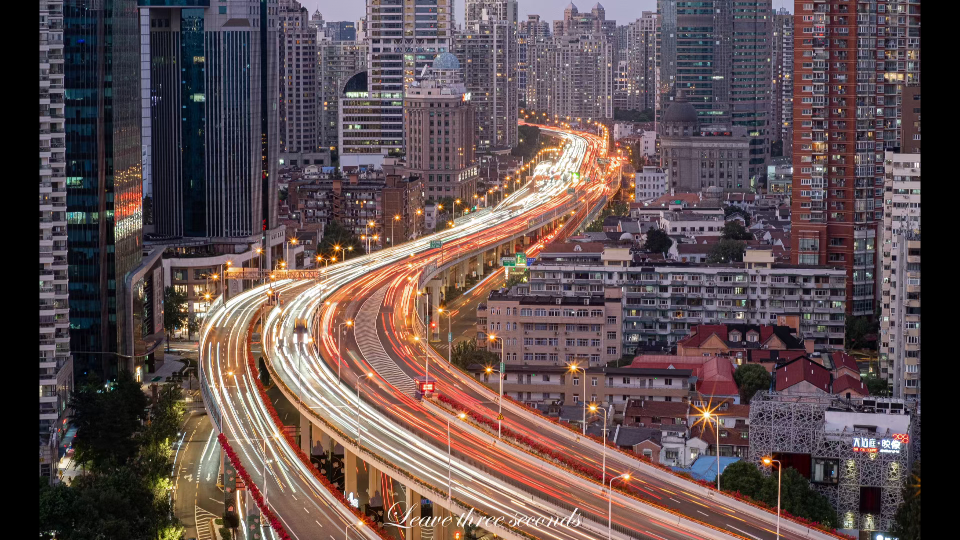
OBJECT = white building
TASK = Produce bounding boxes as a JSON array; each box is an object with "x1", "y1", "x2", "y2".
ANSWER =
[
  {"x1": 39, "y1": 0, "x2": 73, "y2": 483},
  {"x1": 634, "y1": 166, "x2": 666, "y2": 201},
  {"x1": 879, "y1": 151, "x2": 920, "y2": 400}
]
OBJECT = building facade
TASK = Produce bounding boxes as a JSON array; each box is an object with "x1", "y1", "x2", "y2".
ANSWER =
[
  {"x1": 546, "y1": 33, "x2": 614, "y2": 120},
  {"x1": 40, "y1": 0, "x2": 73, "y2": 482},
  {"x1": 634, "y1": 167, "x2": 667, "y2": 202},
  {"x1": 319, "y1": 39, "x2": 367, "y2": 152},
  {"x1": 879, "y1": 151, "x2": 920, "y2": 400},
  {"x1": 790, "y1": 0, "x2": 921, "y2": 317},
  {"x1": 279, "y1": 0, "x2": 318, "y2": 157},
  {"x1": 771, "y1": 8, "x2": 794, "y2": 157}
]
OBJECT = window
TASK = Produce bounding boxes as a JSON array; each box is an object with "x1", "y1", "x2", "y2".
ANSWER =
[{"x1": 812, "y1": 458, "x2": 839, "y2": 484}]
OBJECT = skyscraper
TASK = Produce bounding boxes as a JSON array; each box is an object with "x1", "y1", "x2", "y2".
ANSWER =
[
  {"x1": 614, "y1": 12, "x2": 657, "y2": 113},
  {"x1": 546, "y1": 33, "x2": 614, "y2": 120},
  {"x1": 279, "y1": 0, "x2": 319, "y2": 159},
  {"x1": 790, "y1": 0, "x2": 921, "y2": 318},
  {"x1": 519, "y1": 15, "x2": 550, "y2": 111},
  {"x1": 343, "y1": 0, "x2": 454, "y2": 167},
  {"x1": 771, "y1": 8, "x2": 794, "y2": 157},
  {"x1": 319, "y1": 39, "x2": 367, "y2": 152},
  {"x1": 456, "y1": 1, "x2": 519, "y2": 152},
  {"x1": 64, "y1": 0, "x2": 145, "y2": 380},
  {"x1": 40, "y1": 0, "x2": 73, "y2": 482},
  {"x1": 657, "y1": 0, "x2": 771, "y2": 183}
]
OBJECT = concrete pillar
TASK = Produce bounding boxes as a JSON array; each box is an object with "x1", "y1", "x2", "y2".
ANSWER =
[
  {"x1": 404, "y1": 486, "x2": 423, "y2": 540},
  {"x1": 344, "y1": 448, "x2": 358, "y2": 504},
  {"x1": 366, "y1": 464, "x2": 381, "y2": 508},
  {"x1": 299, "y1": 410, "x2": 312, "y2": 454}
]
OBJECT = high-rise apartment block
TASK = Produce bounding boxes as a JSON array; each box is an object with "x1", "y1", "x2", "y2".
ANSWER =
[
  {"x1": 344, "y1": 0, "x2": 453, "y2": 167},
  {"x1": 319, "y1": 39, "x2": 367, "y2": 151},
  {"x1": 657, "y1": 0, "x2": 771, "y2": 182},
  {"x1": 613, "y1": 13, "x2": 657, "y2": 113},
  {"x1": 790, "y1": 0, "x2": 921, "y2": 317},
  {"x1": 456, "y1": 1, "x2": 519, "y2": 152},
  {"x1": 771, "y1": 8, "x2": 794, "y2": 157},
  {"x1": 554, "y1": 2, "x2": 615, "y2": 37},
  {"x1": 279, "y1": 1, "x2": 318, "y2": 158},
  {"x1": 403, "y1": 54, "x2": 478, "y2": 202},
  {"x1": 902, "y1": 86, "x2": 920, "y2": 153},
  {"x1": 879, "y1": 151, "x2": 920, "y2": 400},
  {"x1": 546, "y1": 33, "x2": 615, "y2": 120},
  {"x1": 40, "y1": 0, "x2": 73, "y2": 482}
]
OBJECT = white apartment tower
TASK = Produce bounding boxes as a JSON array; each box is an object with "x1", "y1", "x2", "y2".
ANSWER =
[
  {"x1": 39, "y1": 0, "x2": 73, "y2": 482},
  {"x1": 547, "y1": 33, "x2": 614, "y2": 120},
  {"x1": 279, "y1": 0, "x2": 318, "y2": 156},
  {"x1": 771, "y1": 8, "x2": 793, "y2": 157},
  {"x1": 879, "y1": 151, "x2": 920, "y2": 400}
]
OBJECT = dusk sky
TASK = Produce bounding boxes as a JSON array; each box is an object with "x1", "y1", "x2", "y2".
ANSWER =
[{"x1": 301, "y1": 0, "x2": 795, "y2": 27}]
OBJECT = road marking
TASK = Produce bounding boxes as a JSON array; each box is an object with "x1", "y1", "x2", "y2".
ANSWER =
[
  {"x1": 727, "y1": 525, "x2": 763, "y2": 540},
  {"x1": 669, "y1": 497, "x2": 682, "y2": 504},
  {"x1": 697, "y1": 510, "x2": 709, "y2": 516},
  {"x1": 304, "y1": 506, "x2": 309, "y2": 514}
]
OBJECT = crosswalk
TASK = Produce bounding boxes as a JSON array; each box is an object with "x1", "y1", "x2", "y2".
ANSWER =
[
  {"x1": 355, "y1": 285, "x2": 416, "y2": 396},
  {"x1": 194, "y1": 506, "x2": 218, "y2": 540}
]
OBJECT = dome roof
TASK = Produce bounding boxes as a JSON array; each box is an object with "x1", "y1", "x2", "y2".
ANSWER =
[
  {"x1": 662, "y1": 90, "x2": 699, "y2": 125},
  {"x1": 432, "y1": 52, "x2": 460, "y2": 71},
  {"x1": 342, "y1": 71, "x2": 367, "y2": 94},
  {"x1": 619, "y1": 232, "x2": 633, "y2": 241}
]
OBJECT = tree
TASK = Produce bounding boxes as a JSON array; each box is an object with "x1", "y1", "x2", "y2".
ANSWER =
[
  {"x1": 861, "y1": 374, "x2": 890, "y2": 396},
  {"x1": 719, "y1": 462, "x2": 838, "y2": 529},
  {"x1": 723, "y1": 205, "x2": 751, "y2": 227},
  {"x1": 39, "y1": 477, "x2": 78, "y2": 538},
  {"x1": 706, "y1": 239, "x2": 747, "y2": 263},
  {"x1": 317, "y1": 220, "x2": 366, "y2": 260},
  {"x1": 845, "y1": 316, "x2": 872, "y2": 349},
  {"x1": 69, "y1": 371, "x2": 150, "y2": 471},
  {"x1": 718, "y1": 460, "x2": 767, "y2": 499},
  {"x1": 770, "y1": 140, "x2": 784, "y2": 158},
  {"x1": 187, "y1": 314, "x2": 202, "y2": 341},
  {"x1": 163, "y1": 287, "x2": 188, "y2": 345},
  {"x1": 721, "y1": 220, "x2": 753, "y2": 240},
  {"x1": 451, "y1": 340, "x2": 501, "y2": 371},
  {"x1": 733, "y1": 363, "x2": 772, "y2": 404},
  {"x1": 891, "y1": 460, "x2": 921, "y2": 540},
  {"x1": 643, "y1": 228, "x2": 673, "y2": 253},
  {"x1": 505, "y1": 269, "x2": 529, "y2": 289}
]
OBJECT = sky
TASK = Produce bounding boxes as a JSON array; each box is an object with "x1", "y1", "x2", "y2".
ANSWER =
[{"x1": 302, "y1": 0, "x2": 795, "y2": 27}]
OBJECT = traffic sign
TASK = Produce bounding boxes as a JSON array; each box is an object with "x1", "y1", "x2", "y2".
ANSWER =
[
  {"x1": 497, "y1": 414, "x2": 504, "y2": 421},
  {"x1": 430, "y1": 240, "x2": 442, "y2": 249},
  {"x1": 526, "y1": 257, "x2": 536, "y2": 264},
  {"x1": 448, "y1": 332, "x2": 453, "y2": 343},
  {"x1": 515, "y1": 252, "x2": 527, "y2": 266},
  {"x1": 501, "y1": 257, "x2": 515, "y2": 267}
]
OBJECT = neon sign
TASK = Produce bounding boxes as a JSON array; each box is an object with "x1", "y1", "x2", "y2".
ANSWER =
[{"x1": 852, "y1": 434, "x2": 908, "y2": 454}]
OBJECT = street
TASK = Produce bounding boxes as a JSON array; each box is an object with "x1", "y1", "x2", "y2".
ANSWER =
[{"x1": 171, "y1": 409, "x2": 222, "y2": 540}]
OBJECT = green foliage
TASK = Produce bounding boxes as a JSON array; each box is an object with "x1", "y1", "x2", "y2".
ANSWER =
[
  {"x1": 643, "y1": 228, "x2": 673, "y2": 253},
  {"x1": 451, "y1": 340, "x2": 501, "y2": 371},
  {"x1": 845, "y1": 316, "x2": 877, "y2": 350},
  {"x1": 505, "y1": 269, "x2": 529, "y2": 289},
  {"x1": 512, "y1": 125, "x2": 544, "y2": 159},
  {"x1": 891, "y1": 460, "x2": 921, "y2": 540},
  {"x1": 258, "y1": 356, "x2": 272, "y2": 388},
  {"x1": 733, "y1": 363, "x2": 772, "y2": 404},
  {"x1": 706, "y1": 239, "x2": 747, "y2": 263},
  {"x1": 223, "y1": 511, "x2": 241, "y2": 529},
  {"x1": 278, "y1": 187, "x2": 288, "y2": 202},
  {"x1": 770, "y1": 140, "x2": 784, "y2": 158},
  {"x1": 317, "y1": 220, "x2": 366, "y2": 260},
  {"x1": 723, "y1": 205, "x2": 751, "y2": 227},
  {"x1": 613, "y1": 108, "x2": 654, "y2": 122},
  {"x1": 187, "y1": 314, "x2": 202, "y2": 340},
  {"x1": 585, "y1": 200, "x2": 630, "y2": 232},
  {"x1": 719, "y1": 462, "x2": 838, "y2": 528},
  {"x1": 861, "y1": 374, "x2": 890, "y2": 396},
  {"x1": 721, "y1": 220, "x2": 753, "y2": 240},
  {"x1": 69, "y1": 371, "x2": 150, "y2": 471},
  {"x1": 163, "y1": 287, "x2": 188, "y2": 336},
  {"x1": 219, "y1": 527, "x2": 233, "y2": 540}
]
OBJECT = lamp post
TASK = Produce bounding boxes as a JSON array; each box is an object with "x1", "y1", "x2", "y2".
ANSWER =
[
  {"x1": 608, "y1": 473, "x2": 630, "y2": 540},
  {"x1": 702, "y1": 411, "x2": 722, "y2": 492},
  {"x1": 762, "y1": 457, "x2": 782, "y2": 539},
  {"x1": 356, "y1": 372, "x2": 373, "y2": 445},
  {"x1": 448, "y1": 412, "x2": 466, "y2": 500},
  {"x1": 392, "y1": 215, "x2": 401, "y2": 247},
  {"x1": 568, "y1": 364, "x2": 587, "y2": 435},
  {"x1": 437, "y1": 307, "x2": 452, "y2": 366},
  {"x1": 412, "y1": 335, "x2": 430, "y2": 391},
  {"x1": 589, "y1": 404, "x2": 609, "y2": 484},
  {"x1": 486, "y1": 334, "x2": 506, "y2": 438},
  {"x1": 345, "y1": 520, "x2": 364, "y2": 540},
  {"x1": 337, "y1": 320, "x2": 354, "y2": 384}
]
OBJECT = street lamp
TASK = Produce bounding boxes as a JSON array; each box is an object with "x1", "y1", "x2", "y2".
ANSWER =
[
  {"x1": 448, "y1": 412, "x2": 467, "y2": 500},
  {"x1": 392, "y1": 214, "x2": 401, "y2": 246},
  {"x1": 608, "y1": 473, "x2": 630, "y2": 540},
  {"x1": 345, "y1": 520, "x2": 364, "y2": 540},
  {"x1": 568, "y1": 364, "x2": 587, "y2": 435},
  {"x1": 762, "y1": 457, "x2": 782, "y2": 539},
  {"x1": 701, "y1": 410, "x2": 722, "y2": 491},
  {"x1": 589, "y1": 403, "x2": 609, "y2": 484},
  {"x1": 337, "y1": 320, "x2": 354, "y2": 384},
  {"x1": 437, "y1": 307, "x2": 453, "y2": 367},
  {"x1": 486, "y1": 334, "x2": 506, "y2": 439},
  {"x1": 356, "y1": 372, "x2": 374, "y2": 446}
]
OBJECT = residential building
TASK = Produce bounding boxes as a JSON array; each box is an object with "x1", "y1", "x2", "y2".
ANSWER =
[
  {"x1": 687, "y1": 399, "x2": 752, "y2": 458},
  {"x1": 323, "y1": 20, "x2": 357, "y2": 42},
  {"x1": 521, "y1": 32, "x2": 551, "y2": 112},
  {"x1": 553, "y1": 2, "x2": 615, "y2": 37},
  {"x1": 676, "y1": 324, "x2": 813, "y2": 362},
  {"x1": 879, "y1": 151, "x2": 920, "y2": 400},
  {"x1": 790, "y1": 0, "x2": 921, "y2": 317},
  {"x1": 40, "y1": 0, "x2": 73, "y2": 483},
  {"x1": 901, "y1": 86, "x2": 921, "y2": 154},
  {"x1": 348, "y1": 0, "x2": 454, "y2": 166},
  {"x1": 771, "y1": 8, "x2": 794, "y2": 157},
  {"x1": 634, "y1": 167, "x2": 667, "y2": 202},
  {"x1": 402, "y1": 54, "x2": 478, "y2": 202},
  {"x1": 65, "y1": 0, "x2": 149, "y2": 381},
  {"x1": 658, "y1": 91, "x2": 752, "y2": 193},
  {"x1": 766, "y1": 156, "x2": 792, "y2": 195},
  {"x1": 656, "y1": 0, "x2": 772, "y2": 181},
  {"x1": 279, "y1": 0, "x2": 318, "y2": 161},
  {"x1": 518, "y1": 14, "x2": 550, "y2": 109},
  {"x1": 613, "y1": 13, "x2": 657, "y2": 113},
  {"x1": 456, "y1": 5, "x2": 519, "y2": 152},
  {"x1": 750, "y1": 392, "x2": 919, "y2": 534},
  {"x1": 545, "y1": 33, "x2": 614, "y2": 120},
  {"x1": 319, "y1": 39, "x2": 367, "y2": 152}
]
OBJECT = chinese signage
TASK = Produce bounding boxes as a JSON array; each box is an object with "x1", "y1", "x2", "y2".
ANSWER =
[
  {"x1": 516, "y1": 253, "x2": 526, "y2": 266},
  {"x1": 430, "y1": 240, "x2": 442, "y2": 249},
  {"x1": 852, "y1": 433, "x2": 909, "y2": 454}
]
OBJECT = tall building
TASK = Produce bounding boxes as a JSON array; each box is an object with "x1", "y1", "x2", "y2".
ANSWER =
[
  {"x1": 403, "y1": 54, "x2": 478, "y2": 202},
  {"x1": 40, "y1": 0, "x2": 73, "y2": 482},
  {"x1": 345, "y1": 0, "x2": 454, "y2": 167},
  {"x1": 279, "y1": 0, "x2": 318, "y2": 158},
  {"x1": 319, "y1": 39, "x2": 367, "y2": 151},
  {"x1": 790, "y1": 0, "x2": 921, "y2": 318},
  {"x1": 546, "y1": 33, "x2": 614, "y2": 120},
  {"x1": 553, "y1": 2, "x2": 615, "y2": 37},
  {"x1": 520, "y1": 20, "x2": 551, "y2": 112},
  {"x1": 465, "y1": 0, "x2": 517, "y2": 26},
  {"x1": 456, "y1": 2, "x2": 519, "y2": 152},
  {"x1": 145, "y1": 3, "x2": 280, "y2": 242},
  {"x1": 614, "y1": 12, "x2": 657, "y2": 113},
  {"x1": 771, "y1": 8, "x2": 794, "y2": 157},
  {"x1": 902, "y1": 86, "x2": 921, "y2": 154},
  {"x1": 879, "y1": 151, "x2": 920, "y2": 400},
  {"x1": 64, "y1": 0, "x2": 146, "y2": 381},
  {"x1": 656, "y1": 0, "x2": 771, "y2": 182}
]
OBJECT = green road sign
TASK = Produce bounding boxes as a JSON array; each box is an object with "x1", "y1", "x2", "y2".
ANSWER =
[{"x1": 430, "y1": 240, "x2": 442, "y2": 249}]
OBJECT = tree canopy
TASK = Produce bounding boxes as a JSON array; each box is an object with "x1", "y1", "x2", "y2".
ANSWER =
[
  {"x1": 891, "y1": 460, "x2": 920, "y2": 540},
  {"x1": 163, "y1": 287, "x2": 188, "y2": 337},
  {"x1": 723, "y1": 205, "x2": 751, "y2": 227},
  {"x1": 643, "y1": 228, "x2": 673, "y2": 253},
  {"x1": 718, "y1": 461, "x2": 838, "y2": 528},
  {"x1": 733, "y1": 363, "x2": 772, "y2": 404},
  {"x1": 861, "y1": 373, "x2": 890, "y2": 397},
  {"x1": 721, "y1": 220, "x2": 753, "y2": 240},
  {"x1": 451, "y1": 340, "x2": 501, "y2": 371},
  {"x1": 845, "y1": 315, "x2": 878, "y2": 350},
  {"x1": 706, "y1": 239, "x2": 747, "y2": 263},
  {"x1": 317, "y1": 220, "x2": 366, "y2": 260}
]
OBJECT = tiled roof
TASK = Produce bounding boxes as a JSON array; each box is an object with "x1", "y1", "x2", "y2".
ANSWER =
[
  {"x1": 624, "y1": 400, "x2": 691, "y2": 420},
  {"x1": 775, "y1": 356, "x2": 832, "y2": 392},
  {"x1": 629, "y1": 355, "x2": 710, "y2": 369},
  {"x1": 832, "y1": 374, "x2": 869, "y2": 396},
  {"x1": 698, "y1": 357, "x2": 739, "y2": 397},
  {"x1": 541, "y1": 242, "x2": 605, "y2": 254},
  {"x1": 679, "y1": 324, "x2": 804, "y2": 350},
  {"x1": 829, "y1": 351, "x2": 860, "y2": 374}
]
